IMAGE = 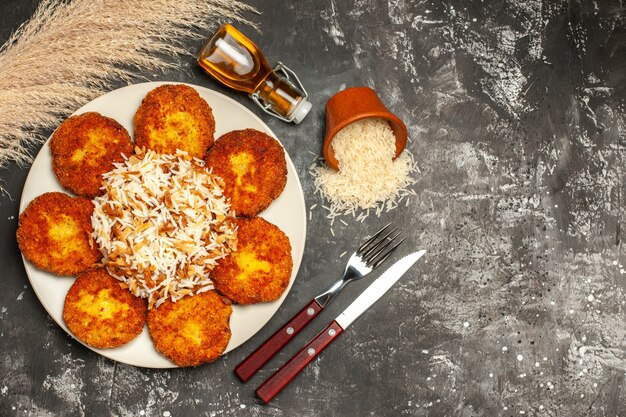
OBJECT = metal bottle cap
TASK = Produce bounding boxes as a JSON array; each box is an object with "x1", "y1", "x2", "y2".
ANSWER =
[{"x1": 250, "y1": 62, "x2": 311, "y2": 123}]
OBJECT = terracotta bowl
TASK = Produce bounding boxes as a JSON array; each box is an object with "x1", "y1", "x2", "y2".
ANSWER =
[{"x1": 323, "y1": 86, "x2": 408, "y2": 171}]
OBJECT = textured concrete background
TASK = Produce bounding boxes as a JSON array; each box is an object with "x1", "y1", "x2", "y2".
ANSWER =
[{"x1": 0, "y1": 0, "x2": 624, "y2": 416}]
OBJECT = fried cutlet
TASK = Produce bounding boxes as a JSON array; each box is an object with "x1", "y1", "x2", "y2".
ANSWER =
[
  {"x1": 50, "y1": 112, "x2": 133, "y2": 198},
  {"x1": 63, "y1": 268, "x2": 147, "y2": 349},
  {"x1": 211, "y1": 217, "x2": 292, "y2": 304},
  {"x1": 134, "y1": 84, "x2": 216, "y2": 158},
  {"x1": 205, "y1": 129, "x2": 287, "y2": 217},
  {"x1": 16, "y1": 192, "x2": 102, "y2": 276},
  {"x1": 147, "y1": 290, "x2": 232, "y2": 367}
]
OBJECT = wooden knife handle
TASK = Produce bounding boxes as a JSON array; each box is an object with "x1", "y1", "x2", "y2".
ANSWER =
[
  {"x1": 255, "y1": 320, "x2": 344, "y2": 403},
  {"x1": 235, "y1": 299, "x2": 323, "y2": 382}
]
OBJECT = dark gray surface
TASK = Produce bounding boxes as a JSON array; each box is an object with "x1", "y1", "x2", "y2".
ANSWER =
[{"x1": 1, "y1": 0, "x2": 625, "y2": 416}]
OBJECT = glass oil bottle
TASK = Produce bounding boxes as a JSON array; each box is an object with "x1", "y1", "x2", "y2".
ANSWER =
[{"x1": 197, "y1": 24, "x2": 312, "y2": 124}]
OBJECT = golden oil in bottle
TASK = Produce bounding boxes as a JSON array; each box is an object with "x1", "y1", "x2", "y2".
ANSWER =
[{"x1": 198, "y1": 24, "x2": 311, "y2": 123}]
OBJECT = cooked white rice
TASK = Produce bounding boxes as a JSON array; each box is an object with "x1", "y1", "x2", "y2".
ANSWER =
[{"x1": 91, "y1": 148, "x2": 237, "y2": 309}]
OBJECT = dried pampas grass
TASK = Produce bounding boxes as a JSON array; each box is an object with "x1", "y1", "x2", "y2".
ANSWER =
[{"x1": 0, "y1": 0, "x2": 256, "y2": 171}]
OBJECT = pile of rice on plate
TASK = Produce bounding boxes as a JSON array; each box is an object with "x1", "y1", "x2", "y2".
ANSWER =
[{"x1": 91, "y1": 148, "x2": 238, "y2": 309}]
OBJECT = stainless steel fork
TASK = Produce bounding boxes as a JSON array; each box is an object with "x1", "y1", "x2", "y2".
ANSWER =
[
  {"x1": 235, "y1": 223, "x2": 404, "y2": 382},
  {"x1": 313, "y1": 223, "x2": 404, "y2": 306}
]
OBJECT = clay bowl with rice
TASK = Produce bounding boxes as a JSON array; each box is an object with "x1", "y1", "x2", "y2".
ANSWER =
[
  {"x1": 311, "y1": 86, "x2": 416, "y2": 221},
  {"x1": 323, "y1": 86, "x2": 407, "y2": 171}
]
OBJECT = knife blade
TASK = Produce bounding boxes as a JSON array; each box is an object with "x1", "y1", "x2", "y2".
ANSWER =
[{"x1": 255, "y1": 250, "x2": 426, "y2": 403}]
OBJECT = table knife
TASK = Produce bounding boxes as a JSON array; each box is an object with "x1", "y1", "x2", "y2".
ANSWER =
[{"x1": 255, "y1": 250, "x2": 426, "y2": 403}]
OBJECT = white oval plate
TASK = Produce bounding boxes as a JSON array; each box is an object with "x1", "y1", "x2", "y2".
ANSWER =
[{"x1": 19, "y1": 82, "x2": 307, "y2": 368}]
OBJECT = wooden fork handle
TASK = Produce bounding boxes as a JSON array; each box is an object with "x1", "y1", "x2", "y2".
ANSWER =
[
  {"x1": 235, "y1": 299, "x2": 323, "y2": 382},
  {"x1": 256, "y1": 321, "x2": 344, "y2": 403}
]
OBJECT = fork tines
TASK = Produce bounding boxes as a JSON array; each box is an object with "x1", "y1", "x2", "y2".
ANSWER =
[{"x1": 358, "y1": 223, "x2": 405, "y2": 269}]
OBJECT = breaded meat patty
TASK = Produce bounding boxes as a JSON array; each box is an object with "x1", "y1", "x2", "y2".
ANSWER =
[
  {"x1": 134, "y1": 84, "x2": 216, "y2": 158},
  {"x1": 211, "y1": 217, "x2": 292, "y2": 304},
  {"x1": 50, "y1": 112, "x2": 133, "y2": 198},
  {"x1": 16, "y1": 192, "x2": 101, "y2": 276},
  {"x1": 63, "y1": 268, "x2": 147, "y2": 349},
  {"x1": 147, "y1": 290, "x2": 232, "y2": 367},
  {"x1": 205, "y1": 129, "x2": 287, "y2": 217}
]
